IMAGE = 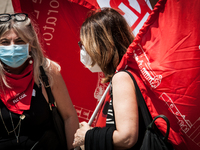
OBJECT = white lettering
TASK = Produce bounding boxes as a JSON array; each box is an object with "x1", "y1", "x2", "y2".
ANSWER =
[
  {"x1": 97, "y1": 0, "x2": 139, "y2": 33},
  {"x1": 129, "y1": 0, "x2": 141, "y2": 13},
  {"x1": 40, "y1": 0, "x2": 60, "y2": 46},
  {"x1": 134, "y1": 12, "x2": 149, "y2": 35},
  {"x1": 12, "y1": 93, "x2": 27, "y2": 103},
  {"x1": 118, "y1": 2, "x2": 138, "y2": 28},
  {"x1": 19, "y1": 93, "x2": 27, "y2": 100},
  {"x1": 43, "y1": 33, "x2": 53, "y2": 41},
  {"x1": 96, "y1": 0, "x2": 151, "y2": 35},
  {"x1": 97, "y1": 0, "x2": 141, "y2": 14},
  {"x1": 146, "y1": 0, "x2": 153, "y2": 10},
  {"x1": 48, "y1": 10, "x2": 58, "y2": 15},
  {"x1": 50, "y1": 0, "x2": 59, "y2": 9},
  {"x1": 32, "y1": 0, "x2": 42, "y2": 4},
  {"x1": 43, "y1": 25, "x2": 55, "y2": 32},
  {"x1": 34, "y1": 10, "x2": 40, "y2": 19},
  {"x1": 13, "y1": 98, "x2": 19, "y2": 104},
  {"x1": 97, "y1": 0, "x2": 110, "y2": 7},
  {"x1": 46, "y1": 17, "x2": 57, "y2": 26}
]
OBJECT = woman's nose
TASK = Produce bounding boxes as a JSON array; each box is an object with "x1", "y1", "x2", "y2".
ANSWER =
[{"x1": 10, "y1": 41, "x2": 15, "y2": 45}]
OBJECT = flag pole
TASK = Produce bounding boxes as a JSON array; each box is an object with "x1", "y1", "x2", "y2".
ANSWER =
[
  {"x1": 88, "y1": 82, "x2": 111, "y2": 125},
  {"x1": 74, "y1": 82, "x2": 111, "y2": 150}
]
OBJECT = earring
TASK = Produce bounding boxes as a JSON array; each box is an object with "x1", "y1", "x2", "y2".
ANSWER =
[{"x1": 29, "y1": 59, "x2": 33, "y2": 64}]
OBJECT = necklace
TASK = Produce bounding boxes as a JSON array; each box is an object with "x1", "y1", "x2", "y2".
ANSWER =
[{"x1": 0, "y1": 108, "x2": 25, "y2": 143}]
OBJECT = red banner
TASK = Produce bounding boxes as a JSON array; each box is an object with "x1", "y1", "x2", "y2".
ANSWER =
[
  {"x1": 11, "y1": 0, "x2": 152, "y2": 125},
  {"x1": 11, "y1": 0, "x2": 200, "y2": 149},
  {"x1": 117, "y1": 0, "x2": 200, "y2": 149}
]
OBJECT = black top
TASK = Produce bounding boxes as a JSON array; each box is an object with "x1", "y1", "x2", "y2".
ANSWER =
[
  {"x1": 0, "y1": 83, "x2": 59, "y2": 150},
  {"x1": 85, "y1": 71, "x2": 146, "y2": 150},
  {"x1": 106, "y1": 81, "x2": 146, "y2": 150}
]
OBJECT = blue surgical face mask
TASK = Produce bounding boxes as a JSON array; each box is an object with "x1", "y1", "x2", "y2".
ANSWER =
[{"x1": 0, "y1": 43, "x2": 29, "y2": 68}]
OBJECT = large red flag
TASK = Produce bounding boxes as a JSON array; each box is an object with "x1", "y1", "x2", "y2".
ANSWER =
[
  {"x1": 116, "y1": 0, "x2": 200, "y2": 149},
  {"x1": 11, "y1": 0, "x2": 153, "y2": 125}
]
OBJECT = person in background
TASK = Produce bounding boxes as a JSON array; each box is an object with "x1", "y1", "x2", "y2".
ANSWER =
[
  {"x1": 73, "y1": 8, "x2": 146, "y2": 150},
  {"x1": 0, "y1": 13, "x2": 79, "y2": 150}
]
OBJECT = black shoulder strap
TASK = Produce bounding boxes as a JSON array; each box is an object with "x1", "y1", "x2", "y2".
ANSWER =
[
  {"x1": 39, "y1": 66, "x2": 56, "y2": 110},
  {"x1": 121, "y1": 70, "x2": 152, "y2": 126}
]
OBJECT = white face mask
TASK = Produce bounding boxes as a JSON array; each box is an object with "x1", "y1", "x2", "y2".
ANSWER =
[{"x1": 80, "y1": 46, "x2": 102, "y2": 73}]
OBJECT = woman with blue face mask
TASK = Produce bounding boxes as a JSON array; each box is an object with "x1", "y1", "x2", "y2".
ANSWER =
[{"x1": 0, "y1": 13, "x2": 79, "y2": 150}]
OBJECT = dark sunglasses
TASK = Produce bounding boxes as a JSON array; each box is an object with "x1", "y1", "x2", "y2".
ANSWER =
[{"x1": 0, "y1": 13, "x2": 28, "y2": 22}]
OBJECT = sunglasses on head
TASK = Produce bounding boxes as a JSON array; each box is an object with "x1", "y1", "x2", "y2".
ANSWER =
[{"x1": 0, "y1": 13, "x2": 28, "y2": 22}]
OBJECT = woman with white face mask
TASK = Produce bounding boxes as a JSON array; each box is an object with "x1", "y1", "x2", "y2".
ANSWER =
[
  {"x1": 0, "y1": 13, "x2": 79, "y2": 150},
  {"x1": 73, "y1": 8, "x2": 147, "y2": 150}
]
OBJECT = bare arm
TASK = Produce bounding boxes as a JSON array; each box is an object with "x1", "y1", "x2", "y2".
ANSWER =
[
  {"x1": 112, "y1": 71, "x2": 139, "y2": 149},
  {"x1": 72, "y1": 71, "x2": 139, "y2": 149},
  {"x1": 48, "y1": 63, "x2": 79, "y2": 149}
]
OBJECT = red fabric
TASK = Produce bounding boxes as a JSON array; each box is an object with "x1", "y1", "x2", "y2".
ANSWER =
[
  {"x1": 95, "y1": 92, "x2": 110, "y2": 127},
  {"x1": 68, "y1": 0, "x2": 152, "y2": 31},
  {"x1": 11, "y1": 0, "x2": 153, "y2": 125},
  {"x1": 12, "y1": 0, "x2": 99, "y2": 124},
  {"x1": 0, "y1": 64, "x2": 34, "y2": 114},
  {"x1": 117, "y1": 0, "x2": 200, "y2": 149}
]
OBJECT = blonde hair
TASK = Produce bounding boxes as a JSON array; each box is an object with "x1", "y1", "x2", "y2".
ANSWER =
[
  {"x1": 0, "y1": 14, "x2": 60, "y2": 89},
  {"x1": 80, "y1": 8, "x2": 134, "y2": 83}
]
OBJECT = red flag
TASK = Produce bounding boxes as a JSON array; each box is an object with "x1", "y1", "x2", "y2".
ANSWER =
[
  {"x1": 11, "y1": 0, "x2": 153, "y2": 125},
  {"x1": 117, "y1": 0, "x2": 200, "y2": 149}
]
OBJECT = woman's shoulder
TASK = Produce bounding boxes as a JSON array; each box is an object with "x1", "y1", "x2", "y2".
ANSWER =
[
  {"x1": 112, "y1": 71, "x2": 133, "y2": 83},
  {"x1": 46, "y1": 59, "x2": 61, "y2": 75},
  {"x1": 112, "y1": 70, "x2": 135, "y2": 90}
]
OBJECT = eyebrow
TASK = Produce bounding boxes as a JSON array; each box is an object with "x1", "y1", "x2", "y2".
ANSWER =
[
  {"x1": 0, "y1": 37, "x2": 22, "y2": 40},
  {"x1": 0, "y1": 38, "x2": 8, "y2": 41},
  {"x1": 0, "y1": 38, "x2": 9, "y2": 43},
  {"x1": 14, "y1": 37, "x2": 23, "y2": 41}
]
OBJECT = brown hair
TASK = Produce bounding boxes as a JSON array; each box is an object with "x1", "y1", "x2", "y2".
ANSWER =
[{"x1": 80, "y1": 7, "x2": 134, "y2": 83}]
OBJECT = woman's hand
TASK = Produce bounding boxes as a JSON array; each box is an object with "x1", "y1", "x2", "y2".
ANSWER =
[{"x1": 73, "y1": 121, "x2": 91, "y2": 148}]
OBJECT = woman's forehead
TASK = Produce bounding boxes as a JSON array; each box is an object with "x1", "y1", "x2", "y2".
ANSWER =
[{"x1": 1, "y1": 28, "x2": 19, "y2": 40}]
